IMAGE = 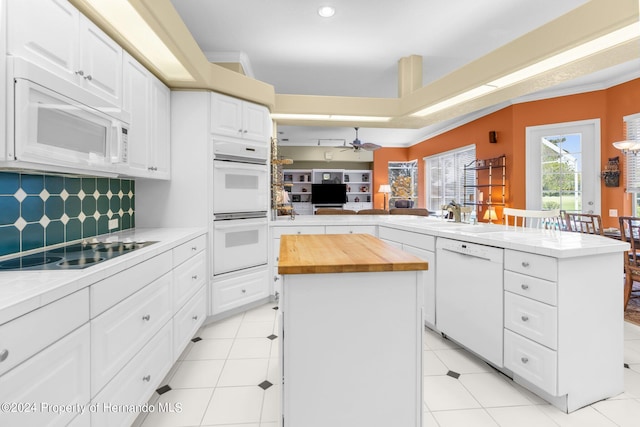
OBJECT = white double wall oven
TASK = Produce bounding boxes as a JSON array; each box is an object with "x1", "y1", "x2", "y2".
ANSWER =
[{"x1": 211, "y1": 136, "x2": 269, "y2": 276}]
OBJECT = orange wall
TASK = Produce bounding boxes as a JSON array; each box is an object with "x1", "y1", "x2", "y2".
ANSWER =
[
  {"x1": 374, "y1": 78, "x2": 640, "y2": 226},
  {"x1": 373, "y1": 148, "x2": 408, "y2": 209}
]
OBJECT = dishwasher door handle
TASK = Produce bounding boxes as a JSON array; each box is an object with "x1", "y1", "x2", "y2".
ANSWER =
[{"x1": 440, "y1": 247, "x2": 493, "y2": 262}]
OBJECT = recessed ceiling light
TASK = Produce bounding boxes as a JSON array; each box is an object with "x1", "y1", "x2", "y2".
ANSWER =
[{"x1": 318, "y1": 6, "x2": 335, "y2": 18}]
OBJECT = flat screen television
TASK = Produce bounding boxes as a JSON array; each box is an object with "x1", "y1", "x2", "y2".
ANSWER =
[{"x1": 311, "y1": 184, "x2": 347, "y2": 204}]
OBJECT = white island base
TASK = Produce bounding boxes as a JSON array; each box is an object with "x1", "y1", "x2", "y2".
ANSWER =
[{"x1": 279, "y1": 270, "x2": 423, "y2": 427}]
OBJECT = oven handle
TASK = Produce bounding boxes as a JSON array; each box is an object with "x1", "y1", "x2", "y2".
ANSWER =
[
  {"x1": 213, "y1": 218, "x2": 268, "y2": 230},
  {"x1": 213, "y1": 160, "x2": 267, "y2": 171}
]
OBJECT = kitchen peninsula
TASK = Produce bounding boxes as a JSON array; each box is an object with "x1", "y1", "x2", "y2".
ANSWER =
[
  {"x1": 278, "y1": 233, "x2": 427, "y2": 427},
  {"x1": 271, "y1": 216, "x2": 629, "y2": 413}
]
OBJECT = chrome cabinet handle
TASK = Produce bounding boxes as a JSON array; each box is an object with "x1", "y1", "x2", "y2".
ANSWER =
[
  {"x1": 521, "y1": 284, "x2": 529, "y2": 290},
  {"x1": 142, "y1": 314, "x2": 151, "y2": 321},
  {"x1": 192, "y1": 315, "x2": 198, "y2": 321},
  {"x1": 192, "y1": 275, "x2": 198, "y2": 280},
  {"x1": 84, "y1": 74, "x2": 92, "y2": 81},
  {"x1": 75, "y1": 70, "x2": 84, "y2": 76},
  {"x1": 521, "y1": 315, "x2": 529, "y2": 322},
  {"x1": 241, "y1": 289, "x2": 247, "y2": 294},
  {"x1": 521, "y1": 357, "x2": 529, "y2": 364},
  {"x1": 0, "y1": 349, "x2": 8, "y2": 362},
  {"x1": 243, "y1": 130, "x2": 248, "y2": 133},
  {"x1": 142, "y1": 375, "x2": 151, "y2": 382},
  {"x1": 521, "y1": 261, "x2": 530, "y2": 267},
  {"x1": 191, "y1": 246, "x2": 197, "y2": 251},
  {"x1": 274, "y1": 276, "x2": 280, "y2": 281}
]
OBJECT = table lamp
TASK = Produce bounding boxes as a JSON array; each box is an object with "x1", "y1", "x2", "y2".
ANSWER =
[
  {"x1": 483, "y1": 206, "x2": 498, "y2": 223},
  {"x1": 378, "y1": 184, "x2": 391, "y2": 210}
]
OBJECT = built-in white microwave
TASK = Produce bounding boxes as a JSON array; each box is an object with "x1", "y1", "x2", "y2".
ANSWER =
[{"x1": 5, "y1": 58, "x2": 130, "y2": 175}]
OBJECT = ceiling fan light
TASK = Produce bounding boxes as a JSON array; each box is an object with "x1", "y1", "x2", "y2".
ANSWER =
[{"x1": 318, "y1": 6, "x2": 335, "y2": 18}]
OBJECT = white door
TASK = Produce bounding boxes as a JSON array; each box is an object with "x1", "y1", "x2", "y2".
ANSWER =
[{"x1": 526, "y1": 120, "x2": 601, "y2": 214}]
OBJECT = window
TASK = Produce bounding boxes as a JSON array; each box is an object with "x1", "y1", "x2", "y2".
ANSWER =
[
  {"x1": 424, "y1": 145, "x2": 476, "y2": 212},
  {"x1": 623, "y1": 113, "x2": 640, "y2": 215},
  {"x1": 388, "y1": 160, "x2": 418, "y2": 207}
]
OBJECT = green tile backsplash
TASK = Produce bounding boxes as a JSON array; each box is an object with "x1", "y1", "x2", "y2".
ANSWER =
[{"x1": 0, "y1": 172, "x2": 135, "y2": 257}]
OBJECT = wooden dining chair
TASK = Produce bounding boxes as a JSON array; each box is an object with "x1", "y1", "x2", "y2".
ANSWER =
[
  {"x1": 503, "y1": 208, "x2": 561, "y2": 229},
  {"x1": 619, "y1": 216, "x2": 640, "y2": 310},
  {"x1": 315, "y1": 208, "x2": 356, "y2": 215},
  {"x1": 357, "y1": 209, "x2": 389, "y2": 215},
  {"x1": 565, "y1": 212, "x2": 604, "y2": 235},
  {"x1": 389, "y1": 208, "x2": 429, "y2": 216}
]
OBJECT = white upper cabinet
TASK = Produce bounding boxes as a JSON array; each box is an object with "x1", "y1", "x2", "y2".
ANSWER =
[
  {"x1": 7, "y1": 0, "x2": 122, "y2": 107},
  {"x1": 122, "y1": 52, "x2": 170, "y2": 179},
  {"x1": 211, "y1": 92, "x2": 271, "y2": 142}
]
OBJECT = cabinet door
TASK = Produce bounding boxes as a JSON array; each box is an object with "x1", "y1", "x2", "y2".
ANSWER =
[
  {"x1": 242, "y1": 101, "x2": 271, "y2": 142},
  {"x1": 7, "y1": 0, "x2": 80, "y2": 81},
  {"x1": 79, "y1": 18, "x2": 122, "y2": 106},
  {"x1": 0, "y1": 324, "x2": 90, "y2": 427},
  {"x1": 402, "y1": 245, "x2": 436, "y2": 327},
  {"x1": 122, "y1": 52, "x2": 151, "y2": 175},
  {"x1": 150, "y1": 76, "x2": 171, "y2": 179},
  {"x1": 211, "y1": 92, "x2": 243, "y2": 138}
]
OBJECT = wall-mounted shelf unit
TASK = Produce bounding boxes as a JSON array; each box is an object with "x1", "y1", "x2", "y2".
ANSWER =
[{"x1": 463, "y1": 155, "x2": 506, "y2": 213}]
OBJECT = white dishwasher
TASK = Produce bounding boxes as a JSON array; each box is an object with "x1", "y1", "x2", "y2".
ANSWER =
[{"x1": 436, "y1": 238, "x2": 504, "y2": 367}]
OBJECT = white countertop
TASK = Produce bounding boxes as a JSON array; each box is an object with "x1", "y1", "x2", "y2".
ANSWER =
[
  {"x1": 0, "y1": 227, "x2": 206, "y2": 325},
  {"x1": 272, "y1": 215, "x2": 629, "y2": 258}
]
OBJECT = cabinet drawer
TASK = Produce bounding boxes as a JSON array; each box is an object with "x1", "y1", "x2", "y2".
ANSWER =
[
  {"x1": 378, "y1": 227, "x2": 435, "y2": 251},
  {"x1": 505, "y1": 250, "x2": 557, "y2": 281},
  {"x1": 91, "y1": 273, "x2": 172, "y2": 396},
  {"x1": 174, "y1": 285, "x2": 207, "y2": 357},
  {"x1": 0, "y1": 324, "x2": 90, "y2": 427},
  {"x1": 325, "y1": 225, "x2": 377, "y2": 236},
  {"x1": 91, "y1": 322, "x2": 174, "y2": 427},
  {"x1": 504, "y1": 270, "x2": 557, "y2": 306},
  {"x1": 91, "y1": 250, "x2": 172, "y2": 317},
  {"x1": 211, "y1": 268, "x2": 269, "y2": 315},
  {"x1": 504, "y1": 292, "x2": 557, "y2": 349},
  {"x1": 0, "y1": 288, "x2": 89, "y2": 376},
  {"x1": 272, "y1": 226, "x2": 325, "y2": 238},
  {"x1": 173, "y1": 251, "x2": 207, "y2": 313},
  {"x1": 173, "y1": 234, "x2": 207, "y2": 267},
  {"x1": 504, "y1": 329, "x2": 557, "y2": 395}
]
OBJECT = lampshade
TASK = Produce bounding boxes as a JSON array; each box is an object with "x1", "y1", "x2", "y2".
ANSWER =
[
  {"x1": 483, "y1": 207, "x2": 498, "y2": 221},
  {"x1": 613, "y1": 140, "x2": 640, "y2": 154},
  {"x1": 378, "y1": 184, "x2": 391, "y2": 193}
]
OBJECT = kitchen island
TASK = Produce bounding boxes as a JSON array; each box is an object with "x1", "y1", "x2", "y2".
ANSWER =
[
  {"x1": 271, "y1": 215, "x2": 629, "y2": 413},
  {"x1": 278, "y1": 233, "x2": 428, "y2": 427}
]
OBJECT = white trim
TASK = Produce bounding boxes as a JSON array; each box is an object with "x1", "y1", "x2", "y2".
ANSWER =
[
  {"x1": 525, "y1": 119, "x2": 601, "y2": 214},
  {"x1": 624, "y1": 112, "x2": 640, "y2": 122},
  {"x1": 422, "y1": 144, "x2": 476, "y2": 161}
]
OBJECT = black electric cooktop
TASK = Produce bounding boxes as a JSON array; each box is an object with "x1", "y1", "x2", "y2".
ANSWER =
[{"x1": 0, "y1": 240, "x2": 158, "y2": 271}]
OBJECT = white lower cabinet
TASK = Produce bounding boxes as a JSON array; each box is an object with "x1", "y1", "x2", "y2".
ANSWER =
[
  {"x1": 91, "y1": 272, "x2": 172, "y2": 395},
  {"x1": 211, "y1": 267, "x2": 269, "y2": 315},
  {"x1": 173, "y1": 285, "x2": 207, "y2": 356},
  {"x1": 173, "y1": 251, "x2": 207, "y2": 313},
  {"x1": 504, "y1": 329, "x2": 557, "y2": 394},
  {"x1": 0, "y1": 324, "x2": 90, "y2": 427},
  {"x1": 91, "y1": 322, "x2": 174, "y2": 427},
  {"x1": 324, "y1": 225, "x2": 377, "y2": 235}
]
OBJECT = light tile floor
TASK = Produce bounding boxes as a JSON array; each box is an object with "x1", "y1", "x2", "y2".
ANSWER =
[{"x1": 134, "y1": 303, "x2": 640, "y2": 427}]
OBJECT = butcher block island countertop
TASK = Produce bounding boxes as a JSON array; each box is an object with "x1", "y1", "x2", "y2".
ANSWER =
[
  {"x1": 278, "y1": 233, "x2": 428, "y2": 274},
  {"x1": 277, "y1": 232, "x2": 426, "y2": 427}
]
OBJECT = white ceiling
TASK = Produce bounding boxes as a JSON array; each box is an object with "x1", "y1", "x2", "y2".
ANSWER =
[{"x1": 170, "y1": 0, "x2": 639, "y2": 147}]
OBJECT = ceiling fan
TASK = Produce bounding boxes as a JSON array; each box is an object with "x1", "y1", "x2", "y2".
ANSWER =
[{"x1": 342, "y1": 127, "x2": 381, "y2": 152}]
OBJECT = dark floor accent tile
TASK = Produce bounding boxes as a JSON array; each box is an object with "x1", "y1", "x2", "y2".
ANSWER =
[
  {"x1": 191, "y1": 337, "x2": 202, "y2": 343},
  {"x1": 267, "y1": 334, "x2": 278, "y2": 340},
  {"x1": 156, "y1": 385, "x2": 172, "y2": 395},
  {"x1": 446, "y1": 370, "x2": 460, "y2": 379},
  {"x1": 625, "y1": 363, "x2": 630, "y2": 369},
  {"x1": 258, "y1": 380, "x2": 273, "y2": 390}
]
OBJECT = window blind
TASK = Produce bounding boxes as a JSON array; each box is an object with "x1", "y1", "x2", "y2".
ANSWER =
[
  {"x1": 624, "y1": 113, "x2": 640, "y2": 193},
  {"x1": 424, "y1": 145, "x2": 476, "y2": 211}
]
